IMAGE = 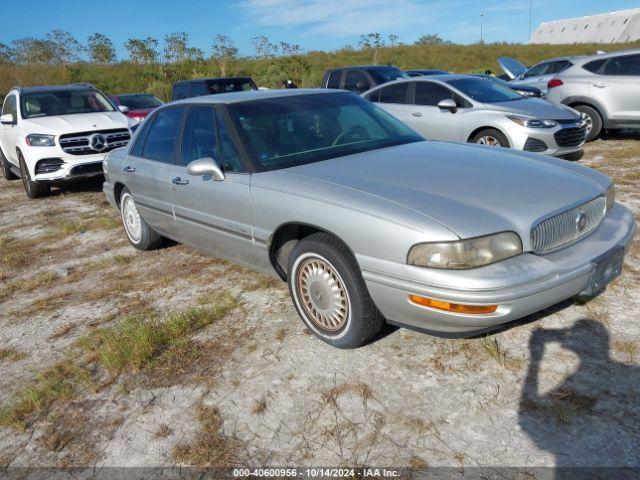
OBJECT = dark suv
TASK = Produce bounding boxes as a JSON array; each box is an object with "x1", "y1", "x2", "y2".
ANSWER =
[
  {"x1": 171, "y1": 77, "x2": 258, "y2": 101},
  {"x1": 322, "y1": 66, "x2": 407, "y2": 93}
]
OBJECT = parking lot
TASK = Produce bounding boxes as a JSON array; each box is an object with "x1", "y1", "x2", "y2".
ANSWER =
[{"x1": 0, "y1": 132, "x2": 637, "y2": 469}]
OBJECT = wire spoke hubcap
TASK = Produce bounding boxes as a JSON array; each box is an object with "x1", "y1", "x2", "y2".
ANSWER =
[
  {"x1": 122, "y1": 195, "x2": 142, "y2": 242},
  {"x1": 478, "y1": 135, "x2": 501, "y2": 146},
  {"x1": 296, "y1": 257, "x2": 349, "y2": 331}
]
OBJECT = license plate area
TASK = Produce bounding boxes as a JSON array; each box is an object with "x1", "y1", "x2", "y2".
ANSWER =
[{"x1": 580, "y1": 246, "x2": 624, "y2": 298}]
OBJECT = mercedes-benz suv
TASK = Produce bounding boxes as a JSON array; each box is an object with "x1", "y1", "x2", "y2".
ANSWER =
[{"x1": 0, "y1": 83, "x2": 131, "y2": 198}]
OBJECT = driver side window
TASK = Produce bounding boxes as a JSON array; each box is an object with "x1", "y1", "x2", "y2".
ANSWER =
[{"x1": 2, "y1": 94, "x2": 17, "y2": 122}]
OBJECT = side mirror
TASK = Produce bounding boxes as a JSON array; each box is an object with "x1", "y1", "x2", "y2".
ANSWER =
[
  {"x1": 118, "y1": 105, "x2": 130, "y2": 113},
  {"x1": 437, "y1": 98, "x2": 458, "y2": 113},
  {"x1": 0, "y1": 113, "x2": 15, "y2": 125},
  {"x1": 186, "y1": 157, "x2": 225, "y2": 181}
]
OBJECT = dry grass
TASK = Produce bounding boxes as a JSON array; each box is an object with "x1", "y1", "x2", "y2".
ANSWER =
[
  {"x1": 0, "y1": 270, "x2": 60, "y2": 303},
  {"x1": 0, "y1": 235, "x2": 43, "y2": 273},
  {"x1": 612, "y1": 339, "x2": 638, "y2": 364},
  {"x1": 245, "y1": 276, "x2": 281, "y2": 292},
  {"x1": 252, "y1": 398, "x2": 267, "y2": 415},
  {"x1": 155, "y1": 423, "x2": 172, "y2": 438},
  {"x1": 173, "y1": 405, "x2": 243, "y2": 467},
  {"x1": 0, "y1": 347, "x2": 26, "y2": 362}
]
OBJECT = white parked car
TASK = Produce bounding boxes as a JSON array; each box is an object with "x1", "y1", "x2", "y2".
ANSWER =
[
  {"x1": 0, "y1": 84, "x2": 131, "y2": 198},
  {"x1": 364, "y1": 75, "x2": 587, "y2": 160}
]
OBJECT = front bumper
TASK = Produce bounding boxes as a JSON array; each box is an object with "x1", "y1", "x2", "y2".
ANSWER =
[
  {"x1": 22, "y1": 147, "x2": 107, "y2": 182},
  {"x1": 359, "y1": 204, "x2": 636, "y2": 335},
  {"x1": 508, "y1": 122, "x2": 586, "y2": 157}
]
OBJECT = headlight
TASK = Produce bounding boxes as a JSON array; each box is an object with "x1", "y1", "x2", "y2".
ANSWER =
[
  {"x1": 606, "y1": 183, "x2": 615, "y2": 211},
  {"x1": 506, "y1": 115, "x2": 557, "y2": 128},
  {"x1": 26, "y1": 134, "x2": 55, "y2": 147},
  {"x1": 407, "y1": 232, "x2": 523, "y2": 269}
]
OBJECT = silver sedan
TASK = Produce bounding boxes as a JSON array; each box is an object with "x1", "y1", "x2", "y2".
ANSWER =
[
  {"x1": 103, "y1": 89, "x2": 635, "y2": 348},
  {"x1": 363, "y1": 75, "x2": 587, "y2": 159}
]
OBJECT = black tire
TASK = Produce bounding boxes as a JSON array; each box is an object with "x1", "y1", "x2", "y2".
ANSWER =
[
  {"x1": 559, "y1": 150, "x2": 584, "y2": 162},
  {"x1": 119, "y1": 187, "x2": 164, "y2": 250},
  {"x1": 573, "y1": 104, "x2": 602, "y2": 142},
  {"x1": 0, "y1": 149, "x2": 19, "y2": 180},
  {"x1": 470, "y1": 128, "x2": 510, "y2": 148},
  {"x1": 287, "y1": 232, "x2": 384, "y2": 349},
  {"x1": 19, "y1": 153, "x2": 50, "y2": 199}
]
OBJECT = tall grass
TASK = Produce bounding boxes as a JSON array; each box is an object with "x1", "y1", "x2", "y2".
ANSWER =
[{"x1": 2, "y1": 41, "x2": 638, "y2": 101}]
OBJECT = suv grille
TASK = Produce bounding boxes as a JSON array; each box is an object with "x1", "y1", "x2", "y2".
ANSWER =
[
  {"x1": 59, "y1": 128, "x2": 131, "y2": 155},
  {"x1": 531, "y1": 197, "x2": 606, "y2": 254},
  {"x1": 554, "y1": 126, "x2": 587, "y2": 147}
]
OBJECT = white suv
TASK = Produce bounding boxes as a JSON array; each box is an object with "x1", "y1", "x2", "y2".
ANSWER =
[{"x1": 0, "y1": 84, "x2": 131, "y2": 198}]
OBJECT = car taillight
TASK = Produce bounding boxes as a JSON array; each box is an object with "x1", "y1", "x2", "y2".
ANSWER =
[{"x1": 548, "y1": 79, "x2": 563, "y2": 89}]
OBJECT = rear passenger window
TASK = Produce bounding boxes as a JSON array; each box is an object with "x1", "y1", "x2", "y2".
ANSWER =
[
  {"x1": 172, "y1": 84, "x2": 189, "y2": 100},
  {"x1": 129, "y1": 116, "x2": 153, "y2": 157},
  {"x1": 603, "y1": 54, "x2": 640, "y2": 76},
  {"x1": 583, "y1": 59, "x2": 606, "y2": 74},
  {"x1": 142, "y1": 107, "x2": 185, "y2": 163},
  {"x1": 327, "y1": 71, "x2": 341, "y2": 89},
  {"x1": 377, "y1": 83, "x2": 409, "y2": 104},
  {"x1": 414, "y1": 82, "x2": 454, "y2": 106},
  {"x1": 191, "y1": 83, "x2": 209, "y2": 96}
]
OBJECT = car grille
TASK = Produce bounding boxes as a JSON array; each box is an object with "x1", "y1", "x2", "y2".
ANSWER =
[
  {"x1": 554, "y1": 126, "x2": 587, "y2": 147},
  {"x1": 523, "y1": 137, "x2": 548, "y2": 152},
  {"x1": 531, "y1": 196, "x2": 606, "y2": 254},
  {"x1": 59, "y1": 128, "x2": 131, "y2": 155}
]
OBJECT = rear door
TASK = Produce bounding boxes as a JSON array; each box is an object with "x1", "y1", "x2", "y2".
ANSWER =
[
  {"x1": 122, "y1": 106, "x2": 186, "y2": 237},
  {"x1": 0, "y1": 94, "x2": 19, "y2": 164},
  {"x1": 170, "y1": 106, "x2": 258, "y2": 265},
  {"x1": 595, "y1": 53, "x2": 640, "y2": 123}
]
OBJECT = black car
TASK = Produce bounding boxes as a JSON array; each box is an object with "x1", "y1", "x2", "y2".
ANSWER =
[
  {"x1": 171, "y1": 77, "x2": 258, "y2": 101},
  {"x1": 405, "y1": 69, "x2": 449, "y2": 77},
  {"x1": 322, "y1": 65, "x2": 407, "y2": 93},
  {"x1": 471, "y1": 74, "x2": 543, "y2": 98}
]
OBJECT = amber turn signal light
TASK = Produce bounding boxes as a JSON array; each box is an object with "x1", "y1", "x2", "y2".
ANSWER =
[{"x1": 409, "y1": 294, "x2": 498, "y2": 314}]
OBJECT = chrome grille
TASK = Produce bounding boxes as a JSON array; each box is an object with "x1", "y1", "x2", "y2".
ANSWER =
[
  {"x1": 531, "y1": 197, "x2": 606, "y2": 254},
  {"x1": 59, "y1": 128, "x2": 131, "y2": 155}
]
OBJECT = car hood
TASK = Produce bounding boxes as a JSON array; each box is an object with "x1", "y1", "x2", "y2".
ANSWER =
[
  {"x1": 23, "y1": 111, "x2": 129, "y2": 135},
  {"x1": 498, "y1": 57, "x2": 528, "y2": 79},
  {"x1": 276, "y1": 141, "x2": 608, "y2": 246},
  {"x1": 481, "y1": 98, "x2": 580, "y2": 120}
]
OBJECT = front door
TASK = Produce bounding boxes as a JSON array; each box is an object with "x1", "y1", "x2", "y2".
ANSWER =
[
  {"x1": 405, "y1": 81, "x2": 465, "y2": 142},
  {"x1": 170, "y1": 106, "x2": 259, "y2": 267},
  {"x1": 0, "y1": 94, "x2": 19, "y2": 164}
]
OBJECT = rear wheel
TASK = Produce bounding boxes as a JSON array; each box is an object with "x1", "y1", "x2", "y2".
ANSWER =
[
  {"x1": 573, "y1": 105, "x2": 602, "y2": 142},
  {"x1": 288, "y1": 232, "x2": 384, "y2": 349},
  {"x1": 1, "y1": 149, "x2": 19, "y2": 180},
  {"x1": 119, "y1": 188, "x2": 163, "y2": 250},
  {"x1": 19, "y1": 153, "x2": 50, "y2": 198},
  {"x1": 470, "y1": 129, "x2": 510, "y2": 148}
]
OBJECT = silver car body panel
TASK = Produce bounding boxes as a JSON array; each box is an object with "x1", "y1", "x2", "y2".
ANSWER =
[
  {"x1": 103, "y1": 89, "x2": 636, "y2": 334},
  {"x1": 364, "y1": 76, "x2": 586, "y2": 156},
  {"x1": 499, "y1": 56, "x2": 581, "y2": 93}
]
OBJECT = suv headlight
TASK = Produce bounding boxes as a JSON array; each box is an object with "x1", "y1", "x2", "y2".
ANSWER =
[
  {"x1": 26, "y1": 134, "x2": 55, "y2": 147},
  {"x1": 407, "y1": 232, "x2": 523, "y2": 269},
  {"x1": 506, "y1": 115, "x2": 557, "y2": 128},
  {"x1": 606, "y1": 183, "x2": 615, "y2": 211}
]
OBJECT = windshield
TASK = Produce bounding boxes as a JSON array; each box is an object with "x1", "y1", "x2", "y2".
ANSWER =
[
  {"x1": 21, "y1": 89, "x2": 115, "y2": 119},
  {"x1": 367, "y1": 68, "x2": 408, "y2": 84},
  {"x1": 228, "y1": 92, "x2": 423, "y2": 171},
  {"x1": 206, "y1": 79, "x2": 257, "y2": 94},
  {"x1": 446, "y1": 78, "x2": 523, "y2": 103},
  {"x1": 116, "y1": 94, "x2": 163, "y2": 110}
]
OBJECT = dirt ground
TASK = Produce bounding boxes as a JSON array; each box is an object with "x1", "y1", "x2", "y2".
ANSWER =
[{"x1": 0, "y1": 134, "x2": 639, "y2": 472}]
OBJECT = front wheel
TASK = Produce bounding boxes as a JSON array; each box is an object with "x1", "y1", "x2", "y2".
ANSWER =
[
  {"x1": 470, "y1": 129, "x2": 510, "y2": 148},
  {"x1": 19, "y1": 154, "x2": 50, "y2": 199},
  {"x1": 573, "y1": 105, "x2": 602, "y2": 142},
  {"x1": 288, "y1": 233, "x2": 384, "y2": 349},
  {"x1": 119, "y1": 188, "x2": 164, "y2": 250}
]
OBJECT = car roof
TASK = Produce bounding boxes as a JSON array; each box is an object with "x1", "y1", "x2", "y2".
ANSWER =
[
  {"x1": 171, "y1": 88, "x2": 347, "y2": 105},
  {"x1": 174, "y1": 77, "x2": 254, "y2": 85},
  {"x1": 14, "y1": 84, "x2": 97, "y2": 94},
  {"x1": 328, "y1": 65, "x2": 400, "y2": 71},
  {"x1": 571, "y1": 47, "x2": 640, "y2": 64}
]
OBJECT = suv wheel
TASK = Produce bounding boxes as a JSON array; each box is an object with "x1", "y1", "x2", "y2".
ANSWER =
[
  {"x1": 573, "y1": 105, "x2": 602, "y2": 142},
  {"x1": 288, "y1": 232, "x2": 384, "y2": 349},
  {"x1": 19, "y1": 154, "x2": 50, "y2": 198},
  {"x1": 1, "y1": 149, "x2": 19, "y2": 181},
  {"x1": 120, "y1": 188, "x2": 164, "y2": 250},
  {"x1": 470, "y1": 129, "x2": 510, "y2": 148}
]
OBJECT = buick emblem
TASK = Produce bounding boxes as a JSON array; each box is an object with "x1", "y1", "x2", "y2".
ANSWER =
[
  {"x1": 576, "y1": 211, "x2": 587, "y2": 232},
  {"x1": 89, "y1": 133, "x2": 107, "y2": 152}
]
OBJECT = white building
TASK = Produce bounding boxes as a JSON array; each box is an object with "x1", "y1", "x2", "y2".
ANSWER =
[{"x1": 530, "y1": 8, "x2": 640, "y2": 44}]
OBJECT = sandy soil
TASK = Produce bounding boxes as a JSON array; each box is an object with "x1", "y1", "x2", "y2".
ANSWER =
[{"x1": 0, "y1": 134, "x2": 639, "y2": 471}]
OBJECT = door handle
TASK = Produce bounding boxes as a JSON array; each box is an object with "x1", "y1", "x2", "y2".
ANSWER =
[
  {"x1": 411, "y1": 112, "x2": 423, "y2": 117},
  {"x1": 172, "y1": 176, "x2": 189, "y2": 185},
  {"x1": 592, "y1": 83, "x2": 606, "y2": 88},
  {"x1": 123, "y1": 166, "x2": 136, "y2": 173}
]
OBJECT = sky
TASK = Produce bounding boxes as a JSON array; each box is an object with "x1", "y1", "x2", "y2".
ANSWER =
[{"x1": 1, "y1": 0, "x2": 638, "y2": 57}]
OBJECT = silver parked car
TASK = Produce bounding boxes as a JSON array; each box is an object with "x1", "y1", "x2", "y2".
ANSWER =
[
  {"x1": 545, "y1": 48, "x2": 640, "y2": 141},
  {"x1": 363, "y1": 75, "x2": 586, "y2": 159},
  {"x1": 103, "y1": 89, "x2": 635, "y2": 348},
  {"x1": 498, "y1": 56, "x2": 577, "y2": 94}
]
